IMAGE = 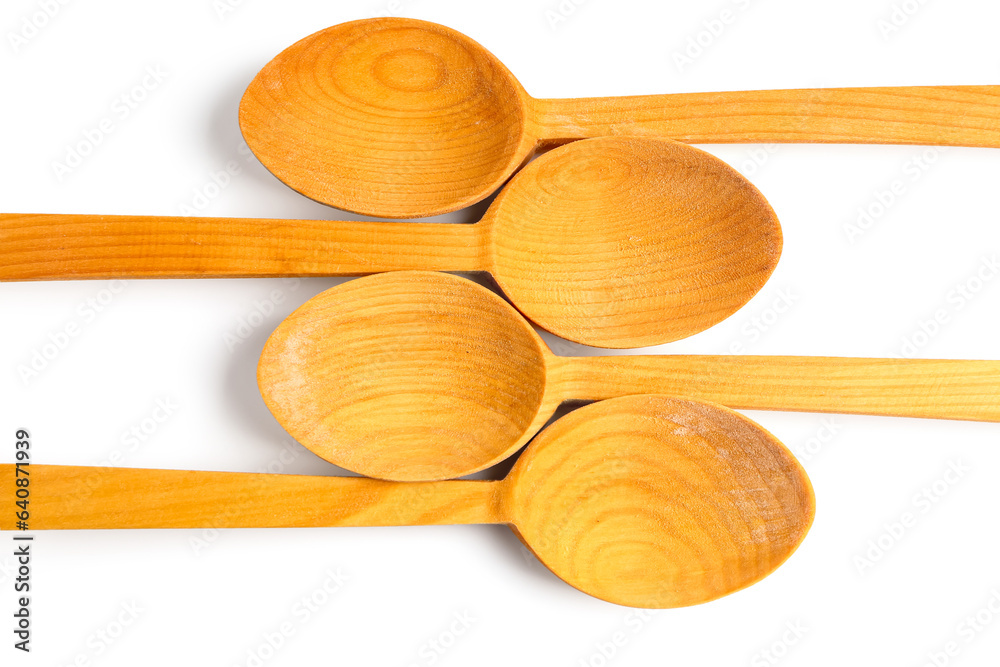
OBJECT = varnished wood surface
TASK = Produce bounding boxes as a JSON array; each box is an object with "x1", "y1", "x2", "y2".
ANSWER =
[
  {"x1": 240, "y1": 17, "x2": 1000, "y2": 218},
  {"x1": 1, "y1": 137, "x2": 782, "y2": 349},
  {"x1": 259, "y1": 271, "x2": 1000, "y2": 481},
  {"x1": 0, "y1": 396, "x2": 815, "y2": 609}
]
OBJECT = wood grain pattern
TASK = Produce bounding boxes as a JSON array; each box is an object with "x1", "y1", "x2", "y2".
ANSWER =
[
  {"x1": 239, "y1": 17, "x2": 533, "y2": 219},
  {"x1": 0, "y1": 137, "x2": 781, "y2": 349},
  {"x1": 554, "y1": 355, "x2": 1000, "y2": 422},
  {"x1": 0, "y1": 465, "x2": 499, "y2": 530},
  {"x1": 258, "y1": 271, "x2": 555, "y2": 482},
  {"x1": 532, "y1": 86, "x2": 1000, "y2": 146},
  {"x1": 505, "y1": 396, "x2": 813, "y2": 608},
  {"x1": 483, "y1": 137, "x2": 780, "y2": 348},
  {"x1": 259, "y1": 271, "x2": 1000, "y2": 482},
  {"x1": 240, "y1": 17, "x2": 1000, "y2": 218},
  {"x1": 0, "y1": 213, "x2": 481, "y2": 279},
  {"x1": 0, "y1": 396, "x2": 815, "y2": 609}
]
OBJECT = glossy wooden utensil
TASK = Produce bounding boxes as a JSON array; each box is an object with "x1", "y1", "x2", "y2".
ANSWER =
[
  {"x1": 259, "y1": 271, "x2": 1000, "y2": 482},
  {"x1": 240, "y1": 17, "x2": 1000, "y2": 218},
  {"x1": 0, "y1": 137, "x2": 780, "y2": 348},
  {"x1": 0, "y1": 395, "x2": 814, "y2": 609}
]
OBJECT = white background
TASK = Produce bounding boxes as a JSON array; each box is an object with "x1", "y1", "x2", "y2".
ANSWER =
[{"x1": 2, "y1": 0, "x2": 1000, "y2": 665}]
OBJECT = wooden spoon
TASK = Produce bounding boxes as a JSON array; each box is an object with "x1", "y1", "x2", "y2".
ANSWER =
[
  {"x1": 259, "y1": 271, "x2": 1000, "y2": 482},
  {"x1": 239, "y1": 17, "x2": 1000, "y2": 218},
  {"x1": 0, "y1": 137, "x2": 780, "y2": 348},
  {"x1": 0, "y1": 395, "x2": 814, "y2": 609}
]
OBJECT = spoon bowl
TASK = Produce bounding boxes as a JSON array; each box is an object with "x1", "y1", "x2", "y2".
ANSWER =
[
  {"x1": 482, "y1": 137, "x2": 778, "y2": 345},
  {"x1": 240, "y1": 17, "x2": 532, "y2": 217},
  {"x1": 241, "y1": 17, "x2": 1000, "y2": 218},
  {"x1": 505, "y1": 395, "x2": 814, "y2": 607},
  {"x1": 264, "y1": 271, "x2": 550, "y2": 481},
  {"x1": 260, "y1": 271, "x2": 1000, "y2": 481},
  {"x1": 4, "y1": 395, "x2": 816, "y2": 608}
]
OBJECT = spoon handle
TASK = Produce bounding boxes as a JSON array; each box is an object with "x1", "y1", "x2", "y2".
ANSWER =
[
  {"x1": 0, "y1": 214, "x2": 483, "y2": 281},
  {"x1": 558, "y1": 356, "x2": 1000, "y2": 422},
  {"x1": 534, "y1": 86, "x2": 1000, "y2": 147},
  {"x1": 0, "y1": 465, "x2": 502, "y2": 530}
]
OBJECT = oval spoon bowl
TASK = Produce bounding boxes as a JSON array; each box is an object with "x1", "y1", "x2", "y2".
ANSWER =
[
  {"x1": 239, "y1": 17, "x2": 533, "y2": 218},
  {"x1": 505, "y1": 395, "x2": 815, "y2": 608}
]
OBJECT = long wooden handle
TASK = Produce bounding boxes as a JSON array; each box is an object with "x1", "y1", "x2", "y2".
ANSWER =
[
  {"x1": 556, "y1": 356, "x2": 1000, "y2": 422},
  {"x1": 533, "y1": 86, "x2": 1000, "y2": 146},
  {"x1": 0, "y1": 214, "x2": 483, "y2": 281},
  {"x1": 0, "y1": 465, "x2": 502, "y2": 530}
]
